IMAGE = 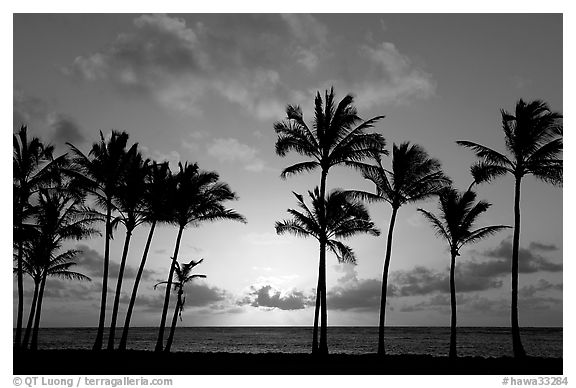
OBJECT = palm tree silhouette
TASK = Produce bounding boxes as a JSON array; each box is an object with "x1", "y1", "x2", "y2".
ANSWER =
[
  {"x1": 67, "y1": 131, "x2": 137, "y2": 351},
  {"x1": 118, "y1": 161, "x2": 173, "y2": 351},
  {"x1": 107, "y1": 151, "x2": 150, "y2": 350},
  {"x1": 346, "y1": 142, "x2": 450, "y2": 355},
  {"x1": 274, "y1": 87, "x2": 386, "y2": 353},
  {"x1": 418, "y1": 187, "x2": 509, "y2": 358},
  {"x1": 155, "y1": 162, "x2": 246, "y2": 352},
  {"x1": 276, "y1": 188, "x2": 380, "y2": 353},
  {"x1": 456, "y1": 99, "x2": 562, "y2": 357},
  {"x1": 13, "y1": 126, "x2": 63, "y2": 349},
  {"x1": 155, "y1": 259, "x2": 206, "y2": 353},
  {"x1": 21, "y1": 188, "x2": 98, "y2": 350}
]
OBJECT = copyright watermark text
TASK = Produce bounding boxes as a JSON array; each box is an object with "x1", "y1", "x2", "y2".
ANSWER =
[{"x1": 13, "y1": 376, "x2": 173, "y2": 388}]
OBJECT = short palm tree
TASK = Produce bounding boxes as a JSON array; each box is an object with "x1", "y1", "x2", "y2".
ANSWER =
[
  {"x1": 107, "y1": 151, "x2": 150, "y2": 350},
  {"x1": 456, "y1": 99, "x2": 562, "y2": 357},
  {"x1": 67, "y1": 130, "x2": 137, "y2": 350},
  {"x1": 13, "y1": 125, "x2": 64, "y2": 349},
  {"x1": 155, "y1": 162, "x2": 246, "y2": 352},
  {"x1": 21, "y1": 188, "x2": 98, "y2": 350},
  {"x1": 274, "y1": 87, "x2": 386, "y2": 353},
  {"x1": 155, "y1": 259, "x2": 206, "y2": 353},
  {"x1": 119, "y1": 161, "x2": 173, "y2": 351},
  {"x1": 418, "y1": 187, "x2": 509, "y2": 358},
  {"x1": 275, "y1": 188, "x2": 380, "y2": 354},
  {"x1": 346, "y1": 142, "x2": 450, "y2": 355}
]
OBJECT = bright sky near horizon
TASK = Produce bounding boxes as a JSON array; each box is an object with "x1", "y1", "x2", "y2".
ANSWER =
[{"x1": 13, "y1": 13, "x2": 562, "y2": 328}]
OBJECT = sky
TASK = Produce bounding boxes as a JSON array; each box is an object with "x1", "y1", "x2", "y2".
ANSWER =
[{"x1": 12, "y1": 13, "x2": 563, "y2": 328}]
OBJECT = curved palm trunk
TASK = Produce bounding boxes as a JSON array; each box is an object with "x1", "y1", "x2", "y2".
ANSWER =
[
  {"x1": 30, "y1": 274, "x2": 47, "y2": 351},
  {"x1": 15, "y1": 216, "x2": 24, "y2": 349},
  {"x1": 378, "y1": 206, "x2": 398, "y2": 355},
  {"x1": 165, "y1": 287, "x2": 183, "y2": 353},
  {"x1": 449, "y1": 251, "x2": 457, "y2": 358},
  {"x1": 155, "y1": 225, "x2": 184, "y2": 352},
  {"x1": 312, "y1": 169, "x2": 328, "y2": 354},
  {"x1": 93, "y1": 202, "x2": 112, "y2": 351},
  {"x1": 119, "y1": 221, "x2": 157, "y2": 351},
  {"x1": 22, "y1": 280, "x2": 40, "y2": 349},
  {"x1": 312, "y1": 273, "x2": 321, "y2": 354},
  {"x1": 107, "y1": 229, "x2": 133, "y2": 350},
  {"x1": 511, "y1": 177, "x2": 526, "y2": 357},
  {"x1": 318, "y1": 238, "x2": 328, "y2": 355}
]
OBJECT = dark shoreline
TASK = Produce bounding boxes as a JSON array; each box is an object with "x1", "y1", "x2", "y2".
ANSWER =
[{"x1": 14, "y1": 350, "x2": 563, "y2": 375}]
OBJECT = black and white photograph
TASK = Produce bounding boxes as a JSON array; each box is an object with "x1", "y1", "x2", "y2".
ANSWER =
[{"x1": 9, "y1": 8, "x2": 568, "y2": 381}]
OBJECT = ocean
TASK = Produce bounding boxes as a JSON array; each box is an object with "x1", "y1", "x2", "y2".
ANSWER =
[{"x1": 26, "y1": 327, "x2": 562, "y2": 358}]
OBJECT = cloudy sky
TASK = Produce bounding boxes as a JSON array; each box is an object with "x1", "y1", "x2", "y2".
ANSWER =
[{"x1": 13, "y1": 13, "x2": 562, "y2": 328}]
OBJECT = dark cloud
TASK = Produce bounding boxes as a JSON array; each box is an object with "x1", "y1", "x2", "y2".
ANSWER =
[
  {"x1": 13, "y1": 87, "x2": 48, "y2": 130},
  {"x1": 50, "y1": 114, "x2": 85, "y2": 145},
  {"x1": 328, "y1": 278, "x2": 382, "y2": 311},
  {"x1": 529, "y1": 241, "x2": 558, "y2": 252},
  {"x1": 391, "y1": 265, "x2": 503, "y2": 297},
  {"x1": 239, "y1": 285, "x2": 311, "y2": 310},
  {"x1": 75, "y1": 244, "x2": 160, "y2": 281},
  {"x1": 480, "y1": 238, "x2": 562, "y2": 274},
  {"x1": 519, "y1": 279, "x2": 562, "y2": 298}
]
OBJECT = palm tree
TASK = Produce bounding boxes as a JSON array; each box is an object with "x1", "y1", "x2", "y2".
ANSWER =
[
  {"x1": 418, "y1": 187, "x2": 509, "y2": 358},
  {"x1": 23, "y1": 188, "x2": 98, "y2": 350},
  {"x1": 346, "y1": 142, "x2": 450, "y2": 355},
  {"x1": 67, "y1": 130, "x2": 137, "y2": 350},
  {"x1": 155, "y1": 162, "x2": 246, "y2": 352},
  {"x1": 155, "y1": 259, "x2": 206, "y2": 353},
  {"x1": 107, "y1": 152, "x2": 150, "y2": 350},
  {"x1": 274, "y1": 87, "x2": 386, "y2": 353},
  {"x1": 118, "y1": 161, "x2": 173, "y2": 351},
  {"x1": 275, "y1": 188, "x2": 380, "y2": 353},
  {"x1": 13, "y1": 125, "x2": 63, "y2": 349},
  {"x1": 456, "y1": 99, "x2": 562, "y2": 357}
]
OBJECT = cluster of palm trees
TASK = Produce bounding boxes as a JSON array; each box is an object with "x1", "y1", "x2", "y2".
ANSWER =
[
  {"x1": 13, "y1": 87, "x2": 561, "y2": 359},
  {"x1": 13, "y1": 127, "x2": 245, "y2": 352},
  {"x1": 274, "y1": 88, "x2": 562, "y2": 358}
]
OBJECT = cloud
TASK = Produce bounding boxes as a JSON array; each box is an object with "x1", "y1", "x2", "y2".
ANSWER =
[
  {"x1": 326, "y1": 263, "x2": 386, "y2": 311},
  {"x1": 391, "y1": 265, "x2": 503, "y2": 296},
  {"x1": 353, "y1": 42, "x2": 435, "y2": 109},
  {"x1": 148, "y1": 279, "x2": 229, "y2": 310},
  {"x1": 239, "y1": 284, "x2": 311, "y2": 310},
  {"x1": 65, "y1": 14, "x2": 309, "y2": 120},
  {"x1": 48, "y1": 113, "x2": 86, "y2": 145},
  {"x1": 519, "y1": 279, "x2": 562, "y2": 298},
  {"x1": 529, "y1": 241, "x2": 558, "y2": 252},
  {"x1": 13, "y1": 88, "x2": 85, "y2": 147},
  {"x1": 206, "y1": 138, "x2": 270, "y2": 172},
  {"x1": 479, "y1": 238, "x2": 562, "y2": 274},
  {"x1": 75, "y1": 244, "x2": 160, "y2": 281}
]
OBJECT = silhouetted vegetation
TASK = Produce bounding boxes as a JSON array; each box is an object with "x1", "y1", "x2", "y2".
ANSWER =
[
  {"x1": 457, "y1": 99, "x2": 562, "y2": 357},
  {"x1": 155, "y1": 259, "x2": 206, "y2": 353},
  {"x1": 418, "y1": 188, "x2": 509, "y2": 358},
  {"x1": 12, "y1": 92, "x2": 562, "y2": 366},
  {"x1": 274, "y1": 87, "x2": 385, "y2": 354},
  {"x1": 345, "y1": 142, "x2": 450, "y2": 355},
  {"x1": 276, "y1": 188, "x2": 380, "y2": 353}
]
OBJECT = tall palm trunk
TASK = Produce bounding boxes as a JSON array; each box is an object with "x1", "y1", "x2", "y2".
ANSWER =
[
  {"x1": 30, "y1": 273, "x2": 47, "y2": 351},
  {"x1": 315, "y1": 169, "x2": 328, "y2": 355},
  {"x1": 312, "y1": 272, "x2": 321, "y2": 353},
  {"x1": 165, "y1": 287, "x2": 183, "y2": 353},
  {"x1": 107, "y1": 229, "x2": 133, "y2": 350},
  {"x1": 15, "y1": 213, "x2": 24, "y2": 349},
  {"x1": 378, "y1": 206, "x2": 398, "y2": 355},
  {"x1": 156, "y1": 225, "x2": 184, "y2": 352},
  {"x1": 511, "y1": 177, "x2": 526, "y2": 357},
  {"x1": 119, "y1": 221, "x2": 157, "y2": 351},
  {"x1": 94, "y1": 202, "x2": 112, "y2": 351},
  {"x1": 318, "y1": 237, "x2": 328, "y2": 355},
  {"x1": 449, "y1": 251, "x2": 457, "y2": 358},
  {"x1": 22, "y1": 280, "x2": 40, "y2": 349}
]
